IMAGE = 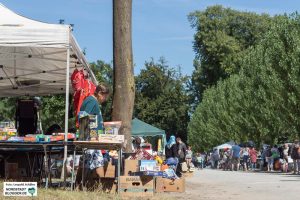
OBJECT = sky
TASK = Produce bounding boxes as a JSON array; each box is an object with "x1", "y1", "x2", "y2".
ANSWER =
[{"x1": 1, "y1": 0, "x2": 299, "y2": 76}]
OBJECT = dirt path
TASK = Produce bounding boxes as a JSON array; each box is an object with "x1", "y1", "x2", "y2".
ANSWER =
[{"x1": 170, "y1": 169, "x2": 300, "y2": 200}]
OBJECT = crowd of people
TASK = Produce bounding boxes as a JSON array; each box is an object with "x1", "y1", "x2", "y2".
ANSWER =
[
  {"x1": 126, "y1": 135, "x2": 299, "y2": 181},
  {"x1": 188, "y1": 140, "x2": 300, "y2": 175}
]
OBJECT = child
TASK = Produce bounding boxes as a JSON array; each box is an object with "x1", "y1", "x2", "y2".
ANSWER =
[{"x1": 186, "y1": 146, "x2": 193, "y2": 170}]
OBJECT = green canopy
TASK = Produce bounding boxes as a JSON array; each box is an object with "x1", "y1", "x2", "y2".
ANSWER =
[
  {"x1": 131, "y1": 118, "x2": 166, "y2": 153},
  {"x1": 131, "y1": 118, "x2": 165, "y2": 136}
]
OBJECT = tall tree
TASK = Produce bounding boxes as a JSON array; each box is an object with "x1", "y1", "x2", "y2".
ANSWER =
[
  {"x1": 188, "y1": 14, "x2": 300, "y2": 151},
  {"x1": 188, "y1": 5, "x2": 272, "y2": 105},
  {"x1": 112, "y1": 0, "x2": 135, "y2": 152},
  {"x1": 135, "y1": 58, "x2": 190, "y2": 141}
]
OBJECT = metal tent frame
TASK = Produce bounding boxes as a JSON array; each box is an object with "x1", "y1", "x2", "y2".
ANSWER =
[{"x1": 0, "y1": 3, "x2": 98, "y2": 181}]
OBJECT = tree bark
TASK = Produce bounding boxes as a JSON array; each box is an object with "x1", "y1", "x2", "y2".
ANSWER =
[{"x1": 112, "y1": 0, "x2": 135, "y2": 152}]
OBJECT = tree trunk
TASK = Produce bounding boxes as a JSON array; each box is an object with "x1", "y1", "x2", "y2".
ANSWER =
[{"x1": 112, "y1": 0, "x2": 135, "y2": 152}]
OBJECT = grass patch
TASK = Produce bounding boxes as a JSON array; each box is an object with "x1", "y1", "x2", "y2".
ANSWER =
[{"x1": 0, "y1": 181, "x2": 174, "y2": 200}]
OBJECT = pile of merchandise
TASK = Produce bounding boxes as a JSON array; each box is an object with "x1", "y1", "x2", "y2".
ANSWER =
[
  {"x1": 0, "y1": 121, "x2": 76, "y2": 142},
  {"x1": 0, "y1": 123, "x2": 17, "y2": 141},
  {"x1": 72, "y1": 120, "x2": 124, "y2": 193},
  {"x1": 120, "y1": 150, "x2": 185, "y2": 198}
]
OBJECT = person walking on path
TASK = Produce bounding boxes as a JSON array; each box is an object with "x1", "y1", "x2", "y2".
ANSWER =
[
  {"x1": 222, "y1": 149, "x2": 231, "y2": 171},
  {"x1": 271, "y1": 145, "x2": 280, "y2": 171},
  {"x1": 185, "y1": 146, "x2": 193, "y2": 170},
  {"x1": 282, "y1": 143, "x2": 289, "y2": 173},
  {"x1": 249, "y1": 147, "x2": 257, "y2": 171},
  {"x1": 241, "y1": 147, "x2": 250, "y2": 171},
  {"x1": 231, "y1": 144, "x2": 241, "y2": 171},
  {"x1": 177, "y1": 137, "x2": 187, "y2": 177},
  {"x1": 291, "y1": 140, "x2": 300, "y2": 174},
  {"x1": 212, "y1": 149, "x2": 220, "y2": 169},
  {"x1": 196, "y1": 153, "x2": 204, "y2": 169},
  {"x1": 265, "y1": 146, "x2": 273, "y2": 171}
]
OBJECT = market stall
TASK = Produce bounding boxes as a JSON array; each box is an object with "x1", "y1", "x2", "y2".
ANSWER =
[
  {"x1": 0, "y1": 141, "x2": 75, "y2": 188},
  {"x1": 131, "y1": 118, "x2": 166, "y2": 154},
  {"x1": 0, "y1": 4, "x2": 186, "y2": 196},
  {"x1": 71, "y1": 141, "x2": 123, "y2": 192},
  {"x1": 0, "y1": 3, "x2": 97, "y2": 181},
  {"x1": 117, "y1": 119, "x2": 185, "y2": 197}
]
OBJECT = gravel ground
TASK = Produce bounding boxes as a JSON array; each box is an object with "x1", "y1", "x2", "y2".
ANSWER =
[{"x1": 170, "y1": 169, "x2": 300, "y2": 200}]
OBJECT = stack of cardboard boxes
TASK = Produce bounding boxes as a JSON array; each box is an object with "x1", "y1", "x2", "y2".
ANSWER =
[
  {"x1": 122, "y1": 159, "x2": 155, "y2": 198},
  {"x1": 121, "y1": 159, "x2": 186, "y2": 197},
  {"x1": 84, "y1": 121, "x2": 123, "y2": 193},
  {"x1": 90, "y1": 160, "x2": 117, "y2": 194}
]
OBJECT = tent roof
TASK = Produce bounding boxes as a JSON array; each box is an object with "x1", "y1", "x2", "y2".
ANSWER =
[
  {"x1": 0, "y1": 3, "x2": 97, "y2": 97},
  {"x1": 214, "y1": 143, "x2": 232, "y2": 150},
  {"x1": 131, "y1": 118, "x2": 165, "y2": 137}
]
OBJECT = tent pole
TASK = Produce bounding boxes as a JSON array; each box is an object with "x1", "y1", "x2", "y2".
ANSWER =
[
  {"x1": 163, "y1": 134, "x2": 166, "y2": 155},
  {"x1": 62, "y1": 47, "x2": 70, "y2": 183}
]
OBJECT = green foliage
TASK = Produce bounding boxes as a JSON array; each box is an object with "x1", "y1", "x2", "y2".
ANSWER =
[
  {"x1": 188, "y1": 5, "x2": 272, "y2": 104},
  {"x1": 41, "y1": 95, "x2": 67, "y2": 130},
  {"x1": 0, "y1": 98, "x2": 16, "y2": 121},
  {"x1": 90, "y1": 60, "x2": 113, "y2": 121},
  {"x1": 90, "y1": 60, "x2": 113, "y2": 86},
  {"x1": 188, "y1": 14, "x2": 300, "y2": 151},
  {"x1": 134, "y1": 58, "x2": 190, "y2": 140}
]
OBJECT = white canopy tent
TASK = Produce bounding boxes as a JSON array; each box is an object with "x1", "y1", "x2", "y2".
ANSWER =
[
  {"x1": 214, "y1": 143, "x2": 232, "y2": 151},
  {"x1": 0, "y1": 3, "x2": 98, "y2": 180},
  {"x1": 0, "y1": 3, "x2": 97, "y2": 96}
]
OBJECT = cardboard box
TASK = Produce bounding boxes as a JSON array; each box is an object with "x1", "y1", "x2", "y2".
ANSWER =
[
  {"x1": 119, "y1": 176, "x2": 154, "y2": 197},
  {"x1": 98, "y1": 134, "x2": 124, "y2": 143},
  {"x1": 155, "y1": 177, "x2": 185, "y2": 193},
  {"x1": 85, "y1": 177, "x2": 117, "y2": 193},
  {"x1": 5, "y1": 162, "x2": 18, "y2": 179},
  {"x1": 104, "y1": 162, "x2": 116, "y2": 178},
  {"x1": 93, "y1": 161, "x2": 116, "y2": 178},
  {"x1": 124, "y1": 159, "x2": 139, "y2": 176}
]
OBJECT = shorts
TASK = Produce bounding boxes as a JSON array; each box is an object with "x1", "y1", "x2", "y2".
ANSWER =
[
  {"x1": 266, "y1": 157, "x2": 273, "y2": 163},
  {"x1": 243, "y1": 155, "x2": 249, "y2": 163},
  {"x1": 232, "y1": 157, "x2": 239, "y2": 165}
]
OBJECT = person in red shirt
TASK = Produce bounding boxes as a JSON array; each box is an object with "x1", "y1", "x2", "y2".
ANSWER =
[{"x1": 249, "y1": 147, "x2": 257, "y2": 171}]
